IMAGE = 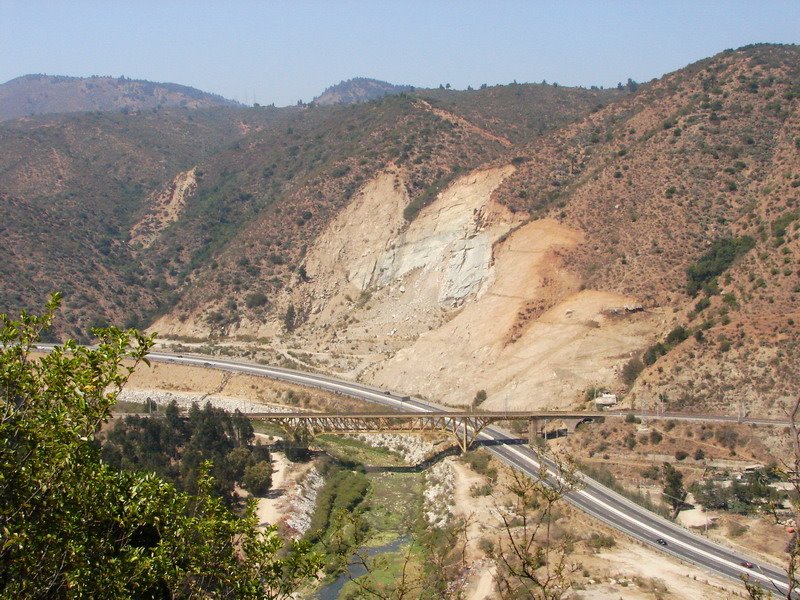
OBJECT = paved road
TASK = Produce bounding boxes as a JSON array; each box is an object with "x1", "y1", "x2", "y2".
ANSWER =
[
  {"x1": 39, "y1": 345, "x2": 789, "y2": 596},
  {"x1": 143, "y1": 352, "x2": 791, "y2": 596}
]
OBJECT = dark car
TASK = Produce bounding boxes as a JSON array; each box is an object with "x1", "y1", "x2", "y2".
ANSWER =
[
  {"x1": 740, "y1": 561, "x2": 755, "y2": 569},
  {"x1": 656, "y1": 538, "x2": 668, "y2": 546}
]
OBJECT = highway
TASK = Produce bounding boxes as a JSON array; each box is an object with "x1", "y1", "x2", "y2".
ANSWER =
[
  {"x1": 33, "y1": 344, "x2": 789, "y2": 595},
  {"x1": 143, "y1": 351, "x2": 792, "y2": 596}
]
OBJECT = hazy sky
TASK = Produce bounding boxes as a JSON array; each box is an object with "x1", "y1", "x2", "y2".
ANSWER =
[{"x1": 2, "y1": 1, "x2": 798, "y2": 106}]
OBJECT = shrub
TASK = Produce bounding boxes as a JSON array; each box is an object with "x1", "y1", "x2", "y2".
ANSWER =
[
  {"x1": 641, "y1": 466, "x2": 660, "y2": 479},
  {"x1": 587, "y1": 533, "x2": 616, "y2": 549},
  {"x1": 665, "y1": 326, "x2": 689, "y2": 345},
  {"x1": 622, "y1": 357, "x2": 644, "y2": 385},
  {"x1": 686, "y1": 236, "x2": 755, "y2": 296},
  {"x1": 470, "y1": 483, "x2": 493, "y2": 497},
  {"x1": 473, "y1": 389, "x2": 487, "y2": 409},
  {"x1": 694, "y1": 448, "x2": 705, "y2": 460},
  {"x1": 243, "y1": 460, "x2": 273, "y2": 496},
  {"x1": 245, "y1": 292, "x2": 268, "y2": 308},
  {"x1": 650, "y1": 430, "x2": 663, "y2": 444},
  {"x1": 675, "y1": 450, "x2": 688, "y2": 461}
]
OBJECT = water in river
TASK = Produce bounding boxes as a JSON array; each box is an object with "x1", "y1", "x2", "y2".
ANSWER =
[{"x1": 316, "y1": 535, "x2": 410, "y2": 599}]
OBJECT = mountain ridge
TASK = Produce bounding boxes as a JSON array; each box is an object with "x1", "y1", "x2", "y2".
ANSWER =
[
  {"x1": 0, "y1": 73, "x2": 240, "y2": 121},
  {"x1": 1, "y1": 43, "x2": 798, "y2": 416},
  {"x1": 312, "y1": 77, "x2": 415, "y2": 105}
]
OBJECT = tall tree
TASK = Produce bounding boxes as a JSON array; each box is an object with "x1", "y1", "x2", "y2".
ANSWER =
[
  {"x1": 661, "y1": 463, "x2": 687, "y2": 518},
  {"x1": 0, "y1": 294, "x2": 319, "y2": 598}
]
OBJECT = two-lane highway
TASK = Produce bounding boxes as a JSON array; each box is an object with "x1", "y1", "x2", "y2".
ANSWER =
[{"x1": 131, "y1": 351, "x2": 792, "y2": 595}]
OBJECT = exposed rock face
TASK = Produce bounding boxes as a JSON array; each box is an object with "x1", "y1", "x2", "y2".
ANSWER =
[
  {"x1": 296, "y1": 164, "x2": 654, "y2": 409},
  {"x1": 368, "y1": 219, "x2": 657, "y2": 409},
  {"x1": 303, "y1": 164, "x2": 518, "y2": 319},
  {"x1": 130, "y1": 168, "x2": 197, "y2": 248}
]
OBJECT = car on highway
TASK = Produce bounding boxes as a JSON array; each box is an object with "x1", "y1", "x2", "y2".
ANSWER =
[
  {"x1": 740, "y1": 561, "x2": 755, "y2": 569},
  {"x1": 656, "y1": 538, "x2": 668, "y2": 546}
]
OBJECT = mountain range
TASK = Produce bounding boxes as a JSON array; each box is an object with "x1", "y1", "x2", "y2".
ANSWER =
[{"x1": 1, "y1": 43, "x2": 798, "y2": 416}]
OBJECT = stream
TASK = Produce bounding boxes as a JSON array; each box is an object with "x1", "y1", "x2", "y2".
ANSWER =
[{"x1": 316, "y1": 535, "x2": 410, "y2": 599}]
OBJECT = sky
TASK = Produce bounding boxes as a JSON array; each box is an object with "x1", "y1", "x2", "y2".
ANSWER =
[{"x1": 2, "y1": 1, "x2": 798, "y2": 107}]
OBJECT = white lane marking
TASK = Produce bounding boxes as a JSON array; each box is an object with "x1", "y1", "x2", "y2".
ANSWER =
[
  {"x1": 156, "y1": 355, "x2": 788, "y2": 592},
  {"x1": 480, "y1": 431, "x2": 787, "y2": 591}
]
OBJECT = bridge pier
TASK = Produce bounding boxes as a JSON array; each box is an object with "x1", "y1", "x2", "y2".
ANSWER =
[{"x1": 528, "y1": 418, "x2": 539, "y2": 446}]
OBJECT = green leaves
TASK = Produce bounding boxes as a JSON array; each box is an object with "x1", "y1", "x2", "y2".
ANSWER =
[{"x1": 0, "y1": 296, "x2": 320, "y2": 598}]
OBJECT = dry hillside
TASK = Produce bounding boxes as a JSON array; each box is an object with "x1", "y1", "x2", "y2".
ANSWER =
[
  {"x1": 2, "y1": 44, "x2": 798, "y2": 416},
  {"x1": 0, "y1": 74, "x2": 238, "y2": 121}
]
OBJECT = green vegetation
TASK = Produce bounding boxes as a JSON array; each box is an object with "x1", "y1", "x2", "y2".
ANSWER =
[
  {"x1": 0, "y1": 296, "x2": 319, "y2": 597},
  {"x1": 662, "y1": 463, "x2": 687, "y2": 517},
  {"x1": 461, "y1": 449, "x2": 498, "y2": 481},
  {"x1": 643, "y1": 324, "x2": 690, "y2": 366},
  {"x1": 305, "y1": 464, "x2": 370, "y2": 547},
  {"x1": 690, "y1": 469, "x2": 783, "y2": 514},
  {"x1": 621, "y1": 356, "x2": 645, "y2": 385},
  {"x1": 403, "y1": 173, "x2": 457, "y2": 222},
  {"x1": 587, "y1": 532, "x2": 616, "y2": 549},
  {"x1": 686, "y1": 236, "x2": 755, "y2": 296},
  {"x1": 772, "y1": 211, "x2": 798, "y2": 239},
  {"x1": 579, "y1": 461, "x2": 671, "y2": 518},
  {"x1": 103, "y1": 400, "x2": 270, "y2": 502}
]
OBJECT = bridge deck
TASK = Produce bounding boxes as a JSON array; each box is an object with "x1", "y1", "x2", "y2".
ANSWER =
[{"x1": 245, "y1": 411, "x2": 599, "y2": 419}]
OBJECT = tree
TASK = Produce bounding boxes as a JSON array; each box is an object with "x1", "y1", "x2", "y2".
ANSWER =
[
  {"x1": 0, "y1": 295, "x2": 320, "y2": 598},
  {"x1": 661, "y1": 463, "x2": 687, "y2": 518},
  {"x1": 472, "y1": 389, "x2": 488, "y2": 410},
  {"x1": 621, "y1": 356, "x2": 644, "y2": 385},
  {"x1": 743, "y1": 396, "x2": 800, "y2": 598},
  {"x1": 244, "y1": 460, "x2": 274, "y2": 497},
  {"x1": 494, "y1": 453, "x2": 581, "y2": 599},
  {"x1": 284, "y1": 303, "x2": 296, "y2": 332}
]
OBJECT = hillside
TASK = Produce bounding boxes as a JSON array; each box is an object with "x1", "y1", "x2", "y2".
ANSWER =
[
  {"x1": 1, "y1": 44, "x2": 798, "y2": 416},
  {"x1": 0, "y1": 105, "x2": 292, "y2": 337},
  {"x1": 0, "y1": 74, "x2": 239, "y2": 121},
  {"x1": 312, "y1": 77, "x2": 414, "y2": 105},
  {"x1": 0, "y1": 81, "x2": 599, "y2": 339},
  {"x1": 487, "y1": 43, "x2": 800, "y2": 415}
]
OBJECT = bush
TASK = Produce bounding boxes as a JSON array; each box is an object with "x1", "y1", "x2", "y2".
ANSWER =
[
  {"x1": 622, "y1": 357, "x2": 644, "y2": 385},
  {"x1": 674, "y1": 450, "x2": 688, "y2": 461},
  {"x1": 694, "y1": 448, "x2": 705, "y2": 460},
  {"x1": 245, "y1": 292, "x2": 269, "y2": 308},
  {"x1": 641, "y1": 466, "x2": 660, "y2": 479},
  {"x1": 587, "y1": 533, "x2": 616, "y2": 549},
  {"x1": 461, "y1": 450, "x2": 498, "y2": 481},
  {"x1": 473, "y1": 389, "x2": 487, "y2": 409},
  {"x1": 243, "y1": 460, "x2": 273, "y2": 496},
  {"x1": 665, "y1": 326, "x2": 689, "y2": 345},
  {"x1": 470, "y1": 483, "x2": 493, "y2": 497},
  {"x1": 686, "y1": 236, "x2": 755, "y2": 296},
  {"x1": 650, "y1": 430, "x2": 663, "y2": 444}
]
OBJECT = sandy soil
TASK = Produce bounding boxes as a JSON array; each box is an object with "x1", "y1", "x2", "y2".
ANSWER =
[
  {"x1": 371, "y1": 218, "x2": 658, "y2": 409},
  {"x1": 581, "y1": 544, "x2": 741, "y2": 599},
  {"x1": 255, "y1": 449, "x2": 290, "y2": 527},
  {"x1": 130, "y1": 168, "x2": 196, "y2": 248},
  {"x1": 124, "y1": 360, "x2": 370, "y2": 414},
  {"x1": 463, "y1": 565, "x2": 496, "y2": 600},
  {"x1": 450, "y1": 461, "x2": 499, "y2": 599}
]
